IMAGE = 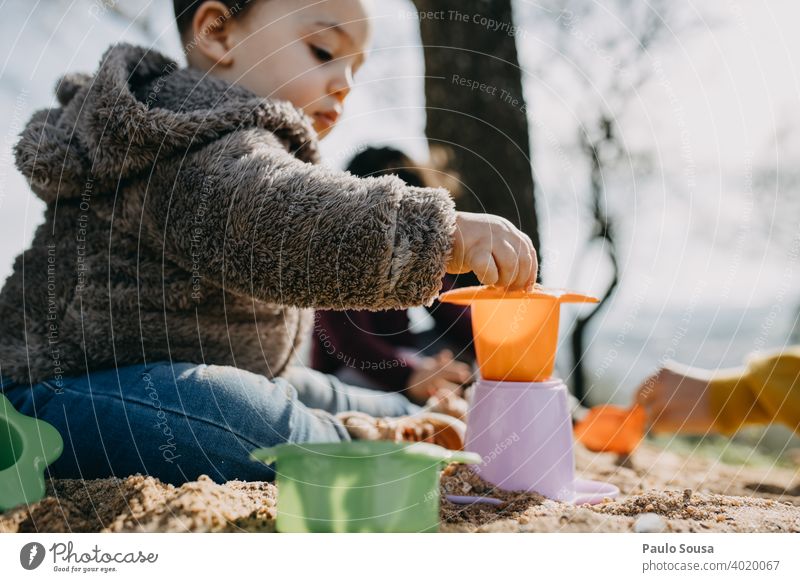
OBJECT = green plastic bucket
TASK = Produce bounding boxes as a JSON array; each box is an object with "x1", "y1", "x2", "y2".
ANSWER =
[{"x1": 251, "y1": 441, "x2": 481, "y2": 532}]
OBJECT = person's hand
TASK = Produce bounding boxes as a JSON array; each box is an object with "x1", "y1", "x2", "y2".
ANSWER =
[
  {"x1": 405, "y1": 349, "x2": 472, "y2": 405},
  {"x1": 635, "y1": 363, "x2": 716, "y2": 434},
  {"x1": 447, "y1": 212, "x2": 537, "y2": 290},
  {"x1": 425, "y1": 388, "x2": 470, "y2": 421}
]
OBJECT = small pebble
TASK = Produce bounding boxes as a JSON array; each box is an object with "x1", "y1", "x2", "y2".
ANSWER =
[{"x1": 634, "y1": 512, "x2": 667, "y2": 533}]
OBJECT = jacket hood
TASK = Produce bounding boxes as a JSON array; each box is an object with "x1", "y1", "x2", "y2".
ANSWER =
[{"x1": 14, "y1": 43, "x2": 321, "y2": 204}]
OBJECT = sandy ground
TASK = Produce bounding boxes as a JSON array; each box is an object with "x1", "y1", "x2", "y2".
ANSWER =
[{"x1": 2, "y1": 442, "x2": 798, "y2": 533}]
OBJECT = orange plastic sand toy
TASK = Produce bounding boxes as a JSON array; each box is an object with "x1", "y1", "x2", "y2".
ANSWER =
[
  {"x1": 439, "y1": 285, "x2": 598, "y2": 382},
  {"x1": 573, "y1": 404, "x2": 646, "y2": 455}
]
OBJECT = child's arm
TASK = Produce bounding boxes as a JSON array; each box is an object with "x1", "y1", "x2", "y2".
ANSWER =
[
  {"x1": 136, "y1": 129, "x2": 455, "y2": 310},
  {"x1": 132, "y1": 128, "x2": 536, "y2": 310},
  {"x1": 636, "y1": 347, "x2": 800, "y2": 435},
  {"x1": 707, "y1": 347, "x2": 800, "y2": 434}
]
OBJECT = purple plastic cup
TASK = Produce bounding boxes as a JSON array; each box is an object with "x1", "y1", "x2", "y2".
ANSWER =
[{"x1": 464, "y1": 378, "x2": 619, "y2": 505}]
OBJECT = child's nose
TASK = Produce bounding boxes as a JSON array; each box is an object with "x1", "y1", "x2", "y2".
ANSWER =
[{"x1": 329, "y1": 68, "x2": 354, "y2": 102}]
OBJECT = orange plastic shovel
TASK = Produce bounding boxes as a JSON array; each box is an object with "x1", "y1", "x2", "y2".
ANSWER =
[{"x1": 573, "y1": 403, "x2": 647, "y2": 455}]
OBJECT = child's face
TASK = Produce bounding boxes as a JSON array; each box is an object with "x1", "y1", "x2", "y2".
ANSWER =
[{"x1": 215, "y1": 0, "x2": 371, "y2": 139}]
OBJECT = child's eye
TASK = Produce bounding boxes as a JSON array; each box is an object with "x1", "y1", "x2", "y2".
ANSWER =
[{"x1": 310, "y1": 45, "x2": 333, "y2": 63}]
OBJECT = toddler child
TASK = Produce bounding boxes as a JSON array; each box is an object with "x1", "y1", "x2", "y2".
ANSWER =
[{"x1": 0, "y1": 0, "x2": 537, "y2": 485}]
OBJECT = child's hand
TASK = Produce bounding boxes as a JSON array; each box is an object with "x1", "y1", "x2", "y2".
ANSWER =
[
  {"x1": 425, "y1": 388, "x2": 469, "y2": 421},
  {"x1": 405, "y1": 349, "x2": 472, "y2": 405},
  {"x1": 447, "y1": 212, "x2": 538, "y2": 290},
  {"x1": 635, "y1": 364, "x2": 716, "y2": 434}
]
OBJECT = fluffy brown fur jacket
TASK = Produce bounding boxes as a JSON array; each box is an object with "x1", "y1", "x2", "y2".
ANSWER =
[{"x1": 0, "y1": 43, "x2": 456, "y2": 387}]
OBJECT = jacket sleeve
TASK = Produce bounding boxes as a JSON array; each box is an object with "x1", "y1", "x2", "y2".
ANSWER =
[
  {"x1": 708, "y1": 346, "x2": 800, "y2": 434},
  {"x1": 130, "y1": 128, "x2": 457, "y2": 310}
]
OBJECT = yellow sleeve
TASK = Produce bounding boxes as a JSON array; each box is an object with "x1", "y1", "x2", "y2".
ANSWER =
[{"x1": 708, "y1": 347, "x2": 800, "y2": 435}]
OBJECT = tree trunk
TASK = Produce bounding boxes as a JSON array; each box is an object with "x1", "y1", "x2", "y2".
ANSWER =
[{"x1": 412, "y1": 0, "x2": 540, "y2": 254}]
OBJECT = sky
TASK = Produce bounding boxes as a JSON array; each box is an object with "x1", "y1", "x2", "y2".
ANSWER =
[{"x1": 0, "y1": 0, "x2": 798, "y2": 397}]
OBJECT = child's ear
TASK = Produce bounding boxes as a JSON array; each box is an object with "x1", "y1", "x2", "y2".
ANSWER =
[{"x1": 190, "y1": 1, "x2": 237, "y2": 67}]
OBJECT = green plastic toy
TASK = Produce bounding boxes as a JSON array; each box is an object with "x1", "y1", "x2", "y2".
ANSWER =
[
  {"x1": 251, "y1": 441, "x2": 481, "y2": 532},
  {"x1": 1, "y1": 394, "x2": 63, "y2": 511}
]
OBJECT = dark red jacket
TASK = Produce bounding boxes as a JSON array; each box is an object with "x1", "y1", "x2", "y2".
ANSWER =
[{"x1": 311, "y1": 276, "x2": 473, "y2": 392}]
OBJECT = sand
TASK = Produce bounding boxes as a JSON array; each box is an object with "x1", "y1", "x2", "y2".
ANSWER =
[{"x1": 2, "y1": 442, "x2": 798, "y2": 533}]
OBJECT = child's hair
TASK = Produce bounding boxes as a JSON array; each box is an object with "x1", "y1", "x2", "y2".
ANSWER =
[
  {"x1": 173, "y1": 0, "x2": 262, "y2": 39},
  {"x1": 346, "y1": 146, "x2": 463, "y2": 199}
]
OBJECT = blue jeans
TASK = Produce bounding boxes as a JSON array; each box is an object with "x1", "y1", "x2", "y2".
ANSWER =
[{"x1": 0, "y1": 362, "x2": 420, "y2": 486}]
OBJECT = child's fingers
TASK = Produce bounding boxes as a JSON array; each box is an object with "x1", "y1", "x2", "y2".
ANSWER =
[
  {"x1": 435, "y1": 349, "x2": 454, "y2": 363},
  {"x1": 516, "y1": 233, "x2": 538, "y2": 289},
  {"x1": 636, "y1": 381, "x2": 672, "y2": 434},
  {"x1": 635, "y1": 384, "x2": 652, "y2": 407},
  {"x1": 635, "y1": 370, "x2": 664, "y2": 406},
  {"x1": 432, "y1": 378, "x2": 462, "y2": 396},
  {"x1": 510, "y1": 243, "x2": 535, "y2": 290},
  {"x1": 526, "y1": 237, "x2": 539, "y2": 287},
  {"x1": 491, "y1": 240, "x2": 522, "y2": 288},
  {"x1": 441, "y1": 368, "x2": 469, "y2": 385},
  {"x1": 440, "y1": 360, "x2": 472, "y2": 383},
  {"x1": 469, "y1": 249, "x2": 499, "y2": 286}
]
